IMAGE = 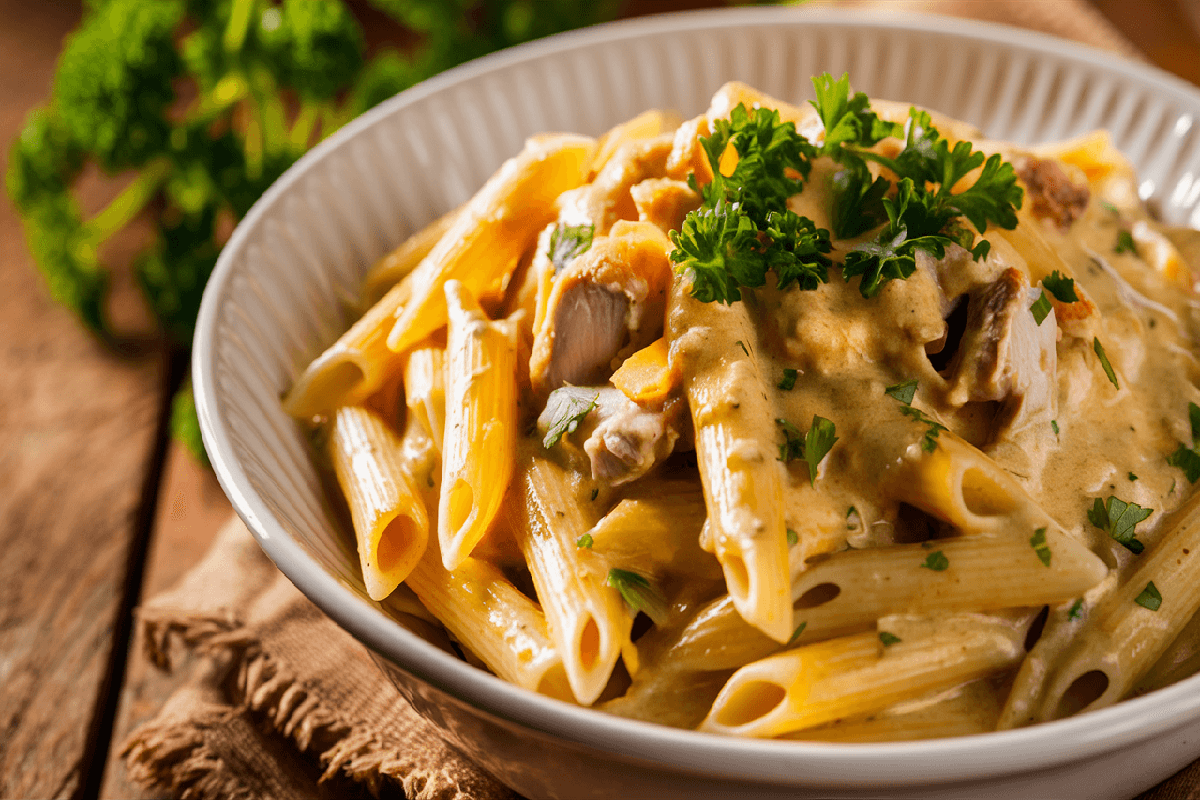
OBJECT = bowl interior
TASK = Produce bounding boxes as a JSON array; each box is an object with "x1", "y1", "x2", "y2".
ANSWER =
[{"x1": 194, "y1": 5, "x2": 1200, "y2": 787}]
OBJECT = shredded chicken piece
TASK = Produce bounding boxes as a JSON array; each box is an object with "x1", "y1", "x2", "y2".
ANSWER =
[
  {"x1": 529, "y1": 222, "x2": 673, "y2": 395},
  {"x1": 945, "y1": 268, "x2": 1059, "y2": 479},
  {"x1": 536, "y1": 386, "x2": 682, "y2": 485}
]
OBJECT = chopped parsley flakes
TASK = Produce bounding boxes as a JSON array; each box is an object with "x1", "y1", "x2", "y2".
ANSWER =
[
  {"x1": 1135, "y1": 581, "x2": 1162, "y2": 611},
  {"x1": 548, "y1": 223, "x2": 594, "y2": 272},
  {"x1": 778, "y1": 367, "x2": 798, "y2": 391},
  {"x1": 1088, "y1": 496, "x2": 1151, "y2": 555},
  {"x1": 898, "y1": 404, "x2": 948, "y2": 453},
  {"x1": 777, "y1": 416, "x2": 838, "y2": 485},
  {"x1": 1115, "y1": 229, "x2": 1138, "y2": 256},
  {"x1": 920, "y1": 550, "x2": 949, "y2": 571},
  {"x1": 607, "y1": 568, "x2": 668, "y2": 624},
  {"x1": 576, "y1": 533, "x2": 593, "y2": 549},
  {"x1": 1030, "y1": 290, "x2": 1052, "y2": 326},
  {"x1": 1068, "y1": 598, "x2": 1084, "y2": 620},
  {"x1": 1042, "y1": 271, "x2": 1078, "y2": 303},
  {"x1": 885, "y1": 379, "x2": 918, "y2": 405},
  {"x1": 1030, "y1": 527, "x2": 1051, "y2": 567},
  {"x1": 1167, "y1": 401, "x2": 1200, "y2": 484},
  {"x1": 878, "y1": 631, "x2": 902, "y2": 647},
  {"x1": 787, "y1": 621, "x2": 808, "y2": 646},
  {"x1": 541, "y1": 389, "x2": 599, "y2": 448},
  {"x1": 1093, "y1": 338, "x2": 1119, "y2": 390}
]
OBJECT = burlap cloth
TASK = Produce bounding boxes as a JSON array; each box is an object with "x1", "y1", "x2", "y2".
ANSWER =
[{"x1": 119, "y1": 3, "x2": 1199, "y2": 799}]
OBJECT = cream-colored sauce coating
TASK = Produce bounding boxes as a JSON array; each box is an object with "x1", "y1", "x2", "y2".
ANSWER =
[{"x1": 726, "y1": 139, "x2": 1200, "y2": 631}]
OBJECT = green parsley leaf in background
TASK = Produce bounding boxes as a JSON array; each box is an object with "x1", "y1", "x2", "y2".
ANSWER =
[{"x1": 8, "y1": 0, "x2": 630, "y2": 464}]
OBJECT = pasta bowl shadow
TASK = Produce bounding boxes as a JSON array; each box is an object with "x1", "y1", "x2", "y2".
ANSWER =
[{"x1": 193, "y1": 8, "x2": 1200, "y2": 799}]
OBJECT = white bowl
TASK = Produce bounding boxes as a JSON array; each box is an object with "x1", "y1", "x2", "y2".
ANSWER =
[{"x1": 194, "y1": 8, "x2": 1200, "y2": 799}]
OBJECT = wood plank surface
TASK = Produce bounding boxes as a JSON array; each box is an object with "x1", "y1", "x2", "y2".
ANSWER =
[
  {"x1": 98, "y1": 443, "x2": 233, "y2": 800},
  {"x1": 0, "y1": 1, "x2": 170, "y2": 798},
  {"x1": 0, "y1": 2, "x2": 1185, "y2": 800}
]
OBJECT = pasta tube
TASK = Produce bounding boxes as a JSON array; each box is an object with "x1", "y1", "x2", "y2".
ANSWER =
[
  {"x1": 406, "y1": 534, "x2": 572, "y2": 701},
  {"x1": 361, "y1": 206, "x2": 461, "y2": 308},
  {"x1": 403, "y1": 343, "x2": 446, "y2": 450},
  {"x1": 283, "y1": 276, "x2": 410, "y2": 419},
  {"x1": 437, "y1": 281, "x2": 520, "y2": 570},
  {"x1": 1024, "y1": 490, "x2": 1200, "y2": 721},
  {"x1": 701, "y1": 613, "x2": 1028, "y2": 737},
  {"x1": 387, "y1": 134, "x2": 596, "y2": 355},
  {"x1": 505, "y1": 446, "x2": 630, "y2": 705},
  {"x1": 788, "y1": 532, "x2": 1106, "y2": 643},
  {"x1": 329, "y1": 406, "x2": 429, "y2": 600},
  {"x1": 667, "y1": 281, "x2": 792, "y2": 643}
]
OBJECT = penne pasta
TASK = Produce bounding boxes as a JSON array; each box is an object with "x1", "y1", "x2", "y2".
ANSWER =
[
  {"x1": 283, "y1": 276, "x2": 410, "y2": 419},
  {"x1": 386, "y1": 134, "x2": 596, "y2": 356},
  {"x1": 1018, "y1": 490, "x2": 1200, "y2": 722},
  {"x1": 701, "y1": 613, "x2": 1029, "y2": 738},
  {"x1": 666, "y1": 280, "x2": 792, "y2": 643},
  {"x1": 437, "y1": 281, "x2": 521, "y2": 570},
  {"x1": 329, "y1": 406, "x2": 429, "y2": 600},
  {"x1": 361, "y1": 206, "x2": 461, "y2": 309},
  {"x1": 504, "y1": 445, "x2": 630, "y2": 706},
  {"x1": 291, "y1": 75, "x2": 1200, "y2": 742}
]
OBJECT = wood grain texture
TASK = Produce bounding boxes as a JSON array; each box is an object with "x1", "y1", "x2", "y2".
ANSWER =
[
  {"x1": 99, "y1": 443, "x2": 233, "y2": 800},
  {"x1": 0, "y1": 1, "x2": 168, "y2": 798}
]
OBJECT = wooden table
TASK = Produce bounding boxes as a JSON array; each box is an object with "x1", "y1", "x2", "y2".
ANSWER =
[{"x1": 1, "y1": 2, "x2": 1198, "y2": 799}]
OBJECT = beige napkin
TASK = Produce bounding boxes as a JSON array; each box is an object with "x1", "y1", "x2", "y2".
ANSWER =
[
  {"x1": 120, "y1": 3, "x2": 1195, "y2": 799},
  {"x1": 121, "y1": 517, "x2": 516, "y2": 800}
]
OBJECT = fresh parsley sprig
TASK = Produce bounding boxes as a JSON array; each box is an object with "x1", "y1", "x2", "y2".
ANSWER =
[
  {"x1": 811, "y1": 75, "x2": 1023, "y2": 298},
  {"x1": 810, "y1": 73, "x2": 901, "y2": 239},
  {"x1": 669, "y1": 103, "x2": 832, "y2": 304},
  {"x1": 697, "y1": 103, "x2": 816, "y2": 220}
]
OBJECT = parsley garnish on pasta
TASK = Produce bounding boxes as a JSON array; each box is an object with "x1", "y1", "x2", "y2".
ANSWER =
[
  {"x1": 1167, "y1": 401, "x2": 1200, "y2": 483},
  {"x1": 607, "y1": 568, "x2": 668, "y2": 624},
  {"x1": 1042, "y1": 271, "x2": 1078, "y2": 302},
  {"x1": 548, "y1": 223, "x2": 594, "y2": 272},
  {"x1": 921, "y1": 551, "x2": 950, "y2": 571},
  {"x1": 1030, "y1": 528, "x2": 1052, "y2": 567},
  {"x1": 669, "y1": 72, "x2": 1022, "y2": 303},
  {"x1": 776, "y1": 416, "x2": 838, "y2": 485},
  {"x1": 885, "y1": 379, "x2": 918, "y2": 405},
  {"x1": 542, "y1": 389, "x2": 599, "y2": 448},
  {"x1": 1088, "y1": 496, "x2": 1152, "y2": 554},
  {"x1": 1135, "y1": 581, "x2": 1162, "y2": 611}
]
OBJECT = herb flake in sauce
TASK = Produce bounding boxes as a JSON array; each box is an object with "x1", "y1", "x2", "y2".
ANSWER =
[
  {"x1": 1088, "y1": 496, "x2": 1151, "y2": 555},
  {"x1": 1093, "y1": 338, "x2": 1120, "y2": 390},
  {"x1": 1030, "y1": 527, "x2": 1052, "y2": 567},
  {"x1": 1135, "y1": 581, "x2": 1162, "y2": 611}
]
